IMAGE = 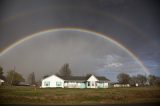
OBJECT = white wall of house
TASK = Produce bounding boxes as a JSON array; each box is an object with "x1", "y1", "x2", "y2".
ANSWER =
[
  {"x1": 64, "y1": 81, "x2": 77, "y2": 88},
  {"x1": 41, "y1": 74, "x2": 109, "y2": 88},
  {"x1": 41, "y1": 75, "x2": 64, "y2": 88},
  {"x1": 64, "y1": 82, "x2": 86, "y2": 88},
  {"x1": 87, "y1": 75, "x2": 99, "y2": 88},
  {"x1": 104, "y1": 82, "x2": 109, "y2": 88},
  {"x1": 97, "y1": 82, "x2": 109, "y2": 88}
]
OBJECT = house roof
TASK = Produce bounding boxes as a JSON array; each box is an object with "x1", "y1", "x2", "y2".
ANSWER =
[
  {"x1": 42, "y1": 74, "x2": 64, "y2": 81},
  {"x1": 42, "y1": 74, "x2": 110, "y2": 82},
  {"x1": 59, "y1": 75, "x2": 110, "y2": 81},
  {"x1": 60, "y1": 76, "x2": 87, "y2": 81},
  {"x1": 96, "y1": 76, "x2": 110, "y2": 81}
]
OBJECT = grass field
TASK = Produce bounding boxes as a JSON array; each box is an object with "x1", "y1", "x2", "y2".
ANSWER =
[{"x1": 0, "y1": 86, "x2": 160, "y2": 104}]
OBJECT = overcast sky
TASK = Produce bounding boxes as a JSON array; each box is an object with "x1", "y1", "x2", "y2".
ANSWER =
[
  {"x1": 0, "y1": 0, "x2": 159, "y2": 81},
  {"x1": 0, "y1": 30, "x2": 148, "y2": 81}
]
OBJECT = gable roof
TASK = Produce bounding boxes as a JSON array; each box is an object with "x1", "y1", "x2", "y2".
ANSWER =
[
  {"x1": 96, "y1": 76, "x2": 110, "y2": 81},
  {"x1": 59, "y1": 75, "x2": 110, "y2": 81},
  {"x1": 42, "y1": 74, "x2": 110, "y2": 82},
  {"x1": 42, "y1": 74, "x2": 64, "y2": 81},
  {"x1": 87, "y1": 75, "x2": 99, "y2": 81},
  {"x1": 60, "y1": 76, "x2": 87, "y2": 81}
]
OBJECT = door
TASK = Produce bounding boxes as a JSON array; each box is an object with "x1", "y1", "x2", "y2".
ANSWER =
[{"x1": 91, "y1": 81, "x2": 96, "y2": 88}]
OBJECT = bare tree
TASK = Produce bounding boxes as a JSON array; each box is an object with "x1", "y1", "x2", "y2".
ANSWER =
[
  {"x1": 148, "y1": 75, "x2": 160, "y2": 86},
  {"x1": 0, "y1": 66, "x2": 3, "y2": 75},
  {"x1": 0, "y1": 65, "x2": 5, "y2": 81},
  {"x1": 136, "y1": 74, "x2": 147, "y2": 86},
  {"x1": 117, "y1": 73, "x2": 130, "y2": 84},
  {"x1": 28, "y1": 72, "x2": 36, "y2": 85},
  {"x1": 6, "y1": 70, "x2": 25, "y2": 85},
  {"x1": 148, "y1": 75, "x2": 156, "y2": 86},
  {"x1": 58, "y1": 63, "x2": 72, "y2": 77},
  {"x1": 129, "y1": 76, "x2": 139, "y2": 86}
]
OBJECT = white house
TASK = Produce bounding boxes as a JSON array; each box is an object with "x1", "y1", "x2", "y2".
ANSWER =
[
  {"x1": 41, "y1": 74, "x2": 110, "y2": 88},
  {"x1": 113, "y1": 83, "x2": 130, "y2": 87},
  {"x1": 0, "y1": 79, "x2": 4, "y2": 86}
]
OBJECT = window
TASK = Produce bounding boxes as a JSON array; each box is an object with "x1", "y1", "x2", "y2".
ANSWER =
[
  {"x1": 56, "y1": 82, "x2": 62, "y2": 86},
  {"x1": 44, "y1": 81, "x2": 50, "y2": 87},
  {"x1": 88, "y1": 82, "x2": 90, "y2": 86}
]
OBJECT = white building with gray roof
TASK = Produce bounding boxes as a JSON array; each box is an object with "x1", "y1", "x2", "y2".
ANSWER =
[{"x1": 41, "y1": 74, "x2": 110, "y2": 88}]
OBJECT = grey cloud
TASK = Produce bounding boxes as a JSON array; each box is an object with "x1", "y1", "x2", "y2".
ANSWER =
[{"x1": 0, "y1": 30, "x2": 149, "y2": 81}]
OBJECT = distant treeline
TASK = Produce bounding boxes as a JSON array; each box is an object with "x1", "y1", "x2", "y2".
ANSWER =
[{"x1": 1, "y1": 64, "x2": 160, "y2": 87}]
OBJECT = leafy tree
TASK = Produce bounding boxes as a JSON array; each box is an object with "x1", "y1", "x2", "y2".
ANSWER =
[
  {"x1": 28, "y1": 72, "x2": 36, "y2": 85},
  {"x1": 6, "y1": 70, "x2": 25, "y2": 85},
  {"x1": 0, "y1": 65, "x2": 6, "y2": 80},
  {"x1": 117, "y1": 73, "x2": 130, "y2": 84},
  {"x1": 58, "y1": 63, "x2": 71, "y2": 77}
]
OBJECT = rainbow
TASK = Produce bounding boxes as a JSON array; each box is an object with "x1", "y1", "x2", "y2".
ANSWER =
[{"x1": 0, "y1": 28, "x2": 150, "y2": 75}]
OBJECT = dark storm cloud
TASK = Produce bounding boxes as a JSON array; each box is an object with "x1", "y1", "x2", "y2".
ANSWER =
[{"x1": 0, "y1": 0, "x2": 160, "y2": 81}]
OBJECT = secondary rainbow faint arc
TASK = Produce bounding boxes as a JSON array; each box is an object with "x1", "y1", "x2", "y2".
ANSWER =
[{"x1": 0, "y1": 28, "x2": 150, "y2": 75}]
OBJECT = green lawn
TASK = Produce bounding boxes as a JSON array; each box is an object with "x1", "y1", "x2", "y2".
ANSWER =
[{"x1": 0, "y1": 86, "x2": 160, "y2": 104}]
